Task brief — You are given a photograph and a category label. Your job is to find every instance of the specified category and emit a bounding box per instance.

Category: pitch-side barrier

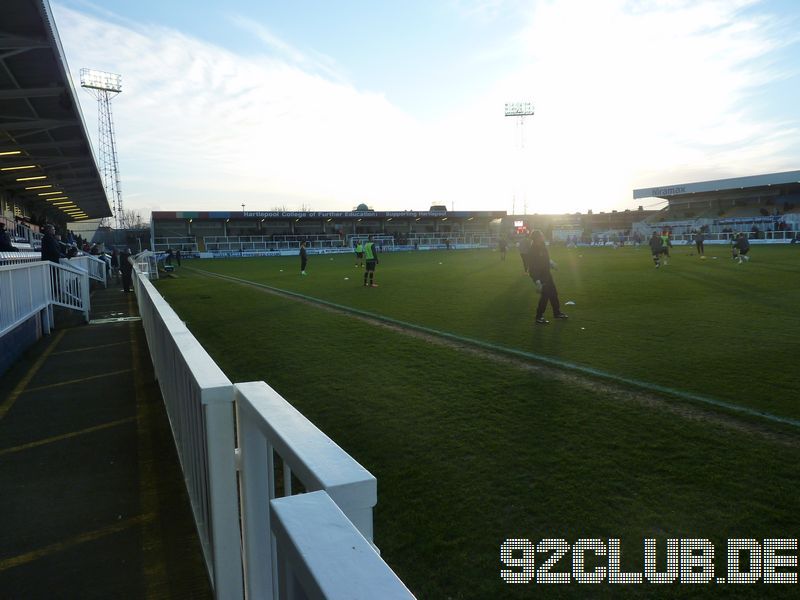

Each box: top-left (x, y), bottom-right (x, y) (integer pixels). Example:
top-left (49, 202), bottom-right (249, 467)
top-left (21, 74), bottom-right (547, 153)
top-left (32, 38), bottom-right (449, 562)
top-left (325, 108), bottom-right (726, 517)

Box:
top-left (131, 262), bottom-right (414, 599)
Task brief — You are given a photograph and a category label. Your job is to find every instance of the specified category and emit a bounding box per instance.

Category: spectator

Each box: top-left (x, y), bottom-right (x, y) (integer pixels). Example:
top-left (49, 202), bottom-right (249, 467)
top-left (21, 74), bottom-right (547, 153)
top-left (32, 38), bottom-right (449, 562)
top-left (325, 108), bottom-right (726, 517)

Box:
top-left (0, 223), bottom-right (18, 252)
top-left (110, 248), bottom-right (120, 283)
top-left (120, 248), bottom-right (134, 292)
top-left (41, 224), bottom-right (63, 263)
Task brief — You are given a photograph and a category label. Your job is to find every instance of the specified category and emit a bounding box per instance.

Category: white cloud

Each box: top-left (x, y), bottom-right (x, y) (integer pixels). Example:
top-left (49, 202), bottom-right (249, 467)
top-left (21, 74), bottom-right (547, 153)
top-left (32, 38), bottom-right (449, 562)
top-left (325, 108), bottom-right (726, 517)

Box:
top-left (54, 1), bottom-right (799, 217)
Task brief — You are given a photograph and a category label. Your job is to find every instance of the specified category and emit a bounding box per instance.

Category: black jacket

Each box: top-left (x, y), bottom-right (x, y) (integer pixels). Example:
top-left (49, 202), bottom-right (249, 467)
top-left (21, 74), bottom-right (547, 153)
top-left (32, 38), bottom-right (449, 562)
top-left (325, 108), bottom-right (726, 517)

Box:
top-left (522, 241), bottom-right (551, 281)
top-left (41, 232), bottom-right (63, 263)
top-left (0, 229), bottom-right (17, 252)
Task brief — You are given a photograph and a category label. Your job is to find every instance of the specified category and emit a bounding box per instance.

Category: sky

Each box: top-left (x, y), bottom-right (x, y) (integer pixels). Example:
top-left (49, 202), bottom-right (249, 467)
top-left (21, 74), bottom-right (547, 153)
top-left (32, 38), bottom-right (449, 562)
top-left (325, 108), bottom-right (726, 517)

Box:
top-left (51, 0), bottom-right (800, 217)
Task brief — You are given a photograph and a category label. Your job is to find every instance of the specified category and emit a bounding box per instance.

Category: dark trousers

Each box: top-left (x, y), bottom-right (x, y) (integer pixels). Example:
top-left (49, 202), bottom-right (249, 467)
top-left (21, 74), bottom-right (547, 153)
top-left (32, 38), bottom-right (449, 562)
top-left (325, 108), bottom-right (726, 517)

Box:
top-left (301, 257), bottom-right (307, 271)
top-left (535, 275), bottom-right (561, 318)
top-left (695, 241), bottom-right (704, 254)
top-left (121, 269), bottom-right (133, 292)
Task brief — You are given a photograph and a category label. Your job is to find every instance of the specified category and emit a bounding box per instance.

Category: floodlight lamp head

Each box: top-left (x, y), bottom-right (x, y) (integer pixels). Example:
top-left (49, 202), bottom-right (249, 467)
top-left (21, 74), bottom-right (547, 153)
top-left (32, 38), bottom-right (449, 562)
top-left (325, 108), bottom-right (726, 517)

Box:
top-left (80, 68), bottom-right (122, 93)
top-left (504, 102), bottom-right (534, 117)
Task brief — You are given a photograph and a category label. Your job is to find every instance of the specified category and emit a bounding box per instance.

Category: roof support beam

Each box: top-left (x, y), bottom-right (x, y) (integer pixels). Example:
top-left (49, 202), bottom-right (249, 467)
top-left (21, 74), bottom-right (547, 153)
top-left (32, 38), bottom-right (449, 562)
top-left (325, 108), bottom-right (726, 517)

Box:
top-left (0, 87), bottom-right (66, 100)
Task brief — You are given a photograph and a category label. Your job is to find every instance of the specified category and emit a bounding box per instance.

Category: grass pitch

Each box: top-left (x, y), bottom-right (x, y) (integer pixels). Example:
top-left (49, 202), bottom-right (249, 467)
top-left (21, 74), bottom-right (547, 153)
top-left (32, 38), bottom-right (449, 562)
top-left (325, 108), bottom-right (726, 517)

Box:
top-left (156, 244), bottom-right (800, 598)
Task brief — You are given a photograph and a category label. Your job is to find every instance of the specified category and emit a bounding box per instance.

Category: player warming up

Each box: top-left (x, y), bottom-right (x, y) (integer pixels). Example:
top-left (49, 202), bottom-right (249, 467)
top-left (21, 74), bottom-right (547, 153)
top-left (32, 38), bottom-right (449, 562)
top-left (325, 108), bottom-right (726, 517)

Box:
top-left (363, 235), bottom-right (379, 287)
top-left (299, 241), bottom-right (308, 275)
top-left (732, 233), bottom-right (751, 263)
top-left (354, 240), bottom-right (364, 268)
top-left (660, 231), bottom-right (671, 265)
top-left (649, 231), bottom-right (664, 268)
top-left (522, 230), bottom-right (568, 325)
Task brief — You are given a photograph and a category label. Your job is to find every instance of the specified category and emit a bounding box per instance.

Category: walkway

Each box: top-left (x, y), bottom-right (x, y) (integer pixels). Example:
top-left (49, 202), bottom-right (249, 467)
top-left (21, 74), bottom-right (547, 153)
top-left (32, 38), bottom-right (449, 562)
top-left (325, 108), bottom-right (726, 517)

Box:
top-left (0, 284), bottom-right (212, 598)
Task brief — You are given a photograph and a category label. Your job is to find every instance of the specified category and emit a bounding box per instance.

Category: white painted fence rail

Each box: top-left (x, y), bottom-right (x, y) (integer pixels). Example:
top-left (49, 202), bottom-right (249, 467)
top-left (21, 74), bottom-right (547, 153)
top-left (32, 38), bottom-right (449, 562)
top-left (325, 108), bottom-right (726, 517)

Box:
top-left (49, 261), bottom-right (90, 322)
top-left (270, 491), bottom-right (414, 600)
top-left (133, 250), bottom-right (159, 280)
top-left (0, 262), bottom-right (52, 338)
top-left (0, 251), bottom-right (40, 265)
top-left (132, 272), bottom-right (243, 599)
top-left (130, 264), bottom-right (414, 599)
top-left (236, 381), bottom-right (378, 599)
top-left (0, 260), bottom-right (90, 337)
top-left (68, 254), bottom-right (108, 287)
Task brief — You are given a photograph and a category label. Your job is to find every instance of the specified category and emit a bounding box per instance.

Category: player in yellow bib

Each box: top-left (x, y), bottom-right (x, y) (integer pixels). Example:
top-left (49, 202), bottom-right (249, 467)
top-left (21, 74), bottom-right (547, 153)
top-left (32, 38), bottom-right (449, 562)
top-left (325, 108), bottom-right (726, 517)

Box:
top-left (363, 236), bottom-right (379, 287)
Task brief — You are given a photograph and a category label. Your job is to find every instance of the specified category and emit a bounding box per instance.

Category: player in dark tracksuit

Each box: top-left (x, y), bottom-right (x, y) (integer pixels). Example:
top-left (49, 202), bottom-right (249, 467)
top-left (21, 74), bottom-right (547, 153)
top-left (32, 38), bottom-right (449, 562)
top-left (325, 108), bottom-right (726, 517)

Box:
top-left (522, 230), bottom-right (567, 325)
top-left (299, 241), bottom-right (308, 275)
top-left (649, 231), bottom-right (664, 268)
top-left (732, 233), bottom-right (750, 263)
top-left (694, 231), bottom-right (705, 256)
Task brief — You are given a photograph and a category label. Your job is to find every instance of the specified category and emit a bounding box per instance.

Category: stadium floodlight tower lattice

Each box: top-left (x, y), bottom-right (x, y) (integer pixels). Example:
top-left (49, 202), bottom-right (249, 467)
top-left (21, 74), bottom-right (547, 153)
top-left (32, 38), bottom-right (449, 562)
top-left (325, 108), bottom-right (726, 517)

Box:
top-left (504, 101), bottom-right (534, 215)
top-left (80, 68), bottom-right (125, 229)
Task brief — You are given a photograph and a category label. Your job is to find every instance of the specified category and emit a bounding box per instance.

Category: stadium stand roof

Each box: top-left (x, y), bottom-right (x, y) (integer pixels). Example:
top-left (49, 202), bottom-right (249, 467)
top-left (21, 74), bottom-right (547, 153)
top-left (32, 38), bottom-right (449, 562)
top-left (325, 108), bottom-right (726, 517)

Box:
top-left (0, 0), bottom-right (111, 221)
top-left (633, 170), bottom-right (800, 201)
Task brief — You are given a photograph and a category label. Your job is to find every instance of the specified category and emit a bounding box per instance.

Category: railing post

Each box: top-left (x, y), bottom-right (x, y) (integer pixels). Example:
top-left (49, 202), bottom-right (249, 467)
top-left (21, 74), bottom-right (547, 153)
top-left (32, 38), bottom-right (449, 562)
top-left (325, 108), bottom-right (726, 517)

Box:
top-left (239, 400), bottom-right (275, 599)
top-left (203, 399), bottom-right (244, 599)
top-left (82, 271), bottom-right (90, 322)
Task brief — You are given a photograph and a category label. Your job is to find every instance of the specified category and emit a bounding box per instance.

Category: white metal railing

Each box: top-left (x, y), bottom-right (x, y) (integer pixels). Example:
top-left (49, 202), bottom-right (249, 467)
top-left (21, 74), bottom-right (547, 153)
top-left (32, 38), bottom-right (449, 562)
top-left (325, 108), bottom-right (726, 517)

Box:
top-left (0, 260), bottom-right (90, 337)
top-left (132, 251), bottom-right (159, 280)
top-left (270, 491), bottom-right (414, 600)
top-left (67, 254), bottom-right (108, 287)
top-left (49, 261), bottom-right (90, 321)
top-left (152, 236), bottom-right (198, 253)
top-left (236, 381), bottom-right (378, 599)
top-left (0, 251), bottom-right (40, 266)
top-left (0, 262), bottom-right (52, 338)
top-left (130, 263), bottom-right (413, 599)
top-left (132, 272), bottom-right (242, 598)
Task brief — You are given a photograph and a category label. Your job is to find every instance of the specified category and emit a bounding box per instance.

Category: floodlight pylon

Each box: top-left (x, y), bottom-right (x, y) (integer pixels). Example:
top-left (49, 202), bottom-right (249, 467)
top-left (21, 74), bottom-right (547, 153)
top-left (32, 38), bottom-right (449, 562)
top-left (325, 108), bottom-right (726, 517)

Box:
top-left (81, 68), bottom-right (125, 229)
top-left (505, 102), bottom-right (534, 215)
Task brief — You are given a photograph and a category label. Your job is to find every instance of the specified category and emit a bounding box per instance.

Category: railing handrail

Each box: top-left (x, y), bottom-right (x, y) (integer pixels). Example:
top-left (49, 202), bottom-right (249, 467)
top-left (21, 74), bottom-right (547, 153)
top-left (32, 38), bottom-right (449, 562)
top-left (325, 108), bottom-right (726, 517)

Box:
top-left (270, 491), bottom-right (415, 600)
top-left (237, 381), bottom-right (377, 515)
top-left (0, 251), bottom-right (40, 265)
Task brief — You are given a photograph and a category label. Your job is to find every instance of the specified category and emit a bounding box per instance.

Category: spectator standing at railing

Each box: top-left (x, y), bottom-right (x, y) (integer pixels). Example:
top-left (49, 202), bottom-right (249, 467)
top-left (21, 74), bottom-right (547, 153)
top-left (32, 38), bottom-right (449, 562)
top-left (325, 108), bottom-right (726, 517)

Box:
top-left (120, 248), bottom-right (133, 292)
top-left (299, 241), bottom-right (308, 275)
top-left (110, 248), bottom-right (120, 283)
top-left (41, 224), bottom-right (63, 264)
top-left (0, 223), bottom-right (18, 252)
